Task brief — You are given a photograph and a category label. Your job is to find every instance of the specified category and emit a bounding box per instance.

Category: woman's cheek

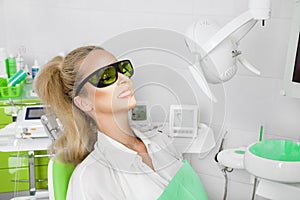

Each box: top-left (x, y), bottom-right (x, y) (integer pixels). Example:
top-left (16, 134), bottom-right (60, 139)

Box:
top-left (93, 90), bottom-right (114, 113)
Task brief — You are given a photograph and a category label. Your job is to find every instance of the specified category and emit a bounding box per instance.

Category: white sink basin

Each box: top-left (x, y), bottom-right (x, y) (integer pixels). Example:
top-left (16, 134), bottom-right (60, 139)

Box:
top-left (244, 139), bottom-right (300, 183)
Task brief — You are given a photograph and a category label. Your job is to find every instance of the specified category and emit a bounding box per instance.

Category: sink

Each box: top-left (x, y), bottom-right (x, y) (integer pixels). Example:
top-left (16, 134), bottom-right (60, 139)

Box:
top-left (244, 139), bottom-right (300, 183)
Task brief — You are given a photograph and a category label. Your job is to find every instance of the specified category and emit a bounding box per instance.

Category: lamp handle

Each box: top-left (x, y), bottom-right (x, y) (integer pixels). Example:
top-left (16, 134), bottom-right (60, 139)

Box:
top-left (188, 65), bottom-right (217, 103)
top-left (237, 56), bottom-right (261, 75)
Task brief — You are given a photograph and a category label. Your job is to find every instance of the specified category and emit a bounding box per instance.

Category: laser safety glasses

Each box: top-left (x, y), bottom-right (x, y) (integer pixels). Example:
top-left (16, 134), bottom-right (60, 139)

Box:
top-left (75, 60), bottom-right (134, 96)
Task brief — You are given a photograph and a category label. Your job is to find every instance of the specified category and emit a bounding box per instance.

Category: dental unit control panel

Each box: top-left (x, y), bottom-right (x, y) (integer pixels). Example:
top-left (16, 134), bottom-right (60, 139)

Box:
top-left (15, 105), bottom-right (48, 138)
top-left (169, 105), bottom-right (198, 138)
top-left (130, 103), bottom-right (198, 137)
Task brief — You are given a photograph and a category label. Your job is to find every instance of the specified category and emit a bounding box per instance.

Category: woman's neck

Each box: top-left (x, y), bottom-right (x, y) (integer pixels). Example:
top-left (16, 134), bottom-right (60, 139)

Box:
top-left (96, 111), bottom-right (154, 170)
top-left (95, 111), bottom-right (137, 146)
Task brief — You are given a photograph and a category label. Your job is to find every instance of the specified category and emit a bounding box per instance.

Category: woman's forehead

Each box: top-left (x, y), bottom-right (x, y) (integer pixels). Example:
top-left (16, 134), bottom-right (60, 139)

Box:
top-left (79, 49), bottom-right (117, 75)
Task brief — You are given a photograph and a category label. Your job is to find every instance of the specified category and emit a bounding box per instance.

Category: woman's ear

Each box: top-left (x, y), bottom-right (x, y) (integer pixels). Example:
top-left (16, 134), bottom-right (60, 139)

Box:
top-left (73, 96), bottom-right (93, 112)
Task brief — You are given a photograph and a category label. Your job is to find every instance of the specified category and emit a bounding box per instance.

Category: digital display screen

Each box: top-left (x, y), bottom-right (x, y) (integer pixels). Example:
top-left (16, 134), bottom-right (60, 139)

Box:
top-left (25, 107), bottom-right (45, 120)
top-left (173, 109), bottom-right (194, 128)
top-left (131, 105), bottom-right (147, 121)
top-left (292, 32), bottom-right (300, 83)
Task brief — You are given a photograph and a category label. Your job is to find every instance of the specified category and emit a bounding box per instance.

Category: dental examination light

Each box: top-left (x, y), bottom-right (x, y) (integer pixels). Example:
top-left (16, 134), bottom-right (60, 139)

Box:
top-left (185, 0), bottom-right (271, 102)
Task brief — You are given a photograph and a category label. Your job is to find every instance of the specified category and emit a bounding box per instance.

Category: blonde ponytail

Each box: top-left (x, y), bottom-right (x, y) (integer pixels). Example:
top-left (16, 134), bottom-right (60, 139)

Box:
top-left (35, 46), bottom-right (103, 165)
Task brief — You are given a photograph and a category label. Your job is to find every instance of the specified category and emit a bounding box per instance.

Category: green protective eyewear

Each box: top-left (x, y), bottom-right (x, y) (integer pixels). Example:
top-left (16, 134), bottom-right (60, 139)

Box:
top-left (75, 60), bottom-right (134, 96)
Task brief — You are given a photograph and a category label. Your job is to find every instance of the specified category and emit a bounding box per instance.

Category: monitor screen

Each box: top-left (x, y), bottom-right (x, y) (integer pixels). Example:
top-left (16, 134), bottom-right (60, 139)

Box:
top-left (283, 3), bottom-right (300, 98)
top-left (173, 109), bottom-right (194, 128)
top-left (292, 32), bottom-right (300, 83)
top-left (25, 107), bottom-right (45, 120)
top-left (131, 105), bottom-right (147, 121)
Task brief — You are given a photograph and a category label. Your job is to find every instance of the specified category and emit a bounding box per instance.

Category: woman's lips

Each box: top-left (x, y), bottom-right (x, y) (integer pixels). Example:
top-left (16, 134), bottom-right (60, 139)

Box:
top-left (118, 89), bottom-right (133, 99)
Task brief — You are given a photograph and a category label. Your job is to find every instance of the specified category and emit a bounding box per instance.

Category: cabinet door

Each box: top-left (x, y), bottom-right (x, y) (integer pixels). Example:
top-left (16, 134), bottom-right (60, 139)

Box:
top-left (34, 150), bottom-right (50, 166)
top-left (36, 165), bottom-right (48, 189)
top-left (0, 106), bottom-right (13, 127)
top-left (0, 151), bottom-right (28, 169)
top-left (0, 150), bottom-right (49, 193)
top-left (0, 165), bottom-right (48, 193)
top-left (0, 150), bottom-right (50, 169)
top-left (0, 167), bottom-right (29, 192)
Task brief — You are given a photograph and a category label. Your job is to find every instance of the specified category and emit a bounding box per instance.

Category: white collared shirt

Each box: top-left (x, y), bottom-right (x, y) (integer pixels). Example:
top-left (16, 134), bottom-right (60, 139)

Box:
top-left (66, 129), bottom-right (183, 200)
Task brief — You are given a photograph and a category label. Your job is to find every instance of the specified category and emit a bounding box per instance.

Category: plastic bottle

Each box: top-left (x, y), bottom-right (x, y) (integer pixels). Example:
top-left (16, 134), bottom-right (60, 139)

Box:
top-left (8, 69), bottom-right (27, 86)
top-left (0, 48), bottom-right (7, 78)
top-left (5, 55), bottom-right (17, 78)
top-left (16, 52), bottom-right (24, 71)
top-left (31, 60), bottom-right (40, 80)
top-left (16, 46), bottom-right (26, 71)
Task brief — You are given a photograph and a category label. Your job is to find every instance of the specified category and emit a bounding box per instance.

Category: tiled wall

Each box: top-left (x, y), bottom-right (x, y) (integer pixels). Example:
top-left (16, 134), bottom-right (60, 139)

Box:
top-left (1, 0), bottom-right (299, 199)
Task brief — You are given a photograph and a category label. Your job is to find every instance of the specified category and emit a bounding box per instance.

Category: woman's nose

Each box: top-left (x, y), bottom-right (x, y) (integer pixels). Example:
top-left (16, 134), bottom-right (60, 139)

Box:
top-left (117, 72), bottom-right (131, 86)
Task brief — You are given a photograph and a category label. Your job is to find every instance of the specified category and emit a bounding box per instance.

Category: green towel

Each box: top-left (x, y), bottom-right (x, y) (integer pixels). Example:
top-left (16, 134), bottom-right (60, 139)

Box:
top-left (158, 160), bottom-right (208, 200)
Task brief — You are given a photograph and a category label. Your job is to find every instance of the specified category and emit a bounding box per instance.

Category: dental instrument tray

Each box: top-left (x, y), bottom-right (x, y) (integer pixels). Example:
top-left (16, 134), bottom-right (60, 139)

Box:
top-left (0, 78), bottom-right (24, 98)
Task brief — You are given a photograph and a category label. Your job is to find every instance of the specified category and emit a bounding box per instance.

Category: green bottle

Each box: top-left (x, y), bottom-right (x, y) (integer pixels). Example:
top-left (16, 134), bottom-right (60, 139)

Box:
top-left (8, 69), bottom-right (27, 86)
top-left (5, 55), bottom-right (17, 78)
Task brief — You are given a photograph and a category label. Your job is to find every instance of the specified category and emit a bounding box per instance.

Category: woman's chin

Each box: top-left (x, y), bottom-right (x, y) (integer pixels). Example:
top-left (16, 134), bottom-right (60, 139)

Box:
top-left (127, 95), bottom-right (136, 110)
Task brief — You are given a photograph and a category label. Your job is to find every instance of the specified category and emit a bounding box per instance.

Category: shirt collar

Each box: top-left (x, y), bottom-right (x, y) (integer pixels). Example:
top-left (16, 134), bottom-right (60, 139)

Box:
top-left (94, 128), bottom-right (153, 173)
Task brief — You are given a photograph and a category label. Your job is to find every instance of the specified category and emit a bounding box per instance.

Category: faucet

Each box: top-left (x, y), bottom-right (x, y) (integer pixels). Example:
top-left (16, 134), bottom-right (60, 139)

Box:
top-left (8, 98), bottom-right (19, 122)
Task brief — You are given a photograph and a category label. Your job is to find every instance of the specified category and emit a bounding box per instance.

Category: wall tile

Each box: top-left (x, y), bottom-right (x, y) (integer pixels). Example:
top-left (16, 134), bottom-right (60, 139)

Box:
top-left (196, 172), bottom-right (254, 200)
top-left (197, 173), bottom-right (225, 200)
top-left (193, 0), bottom-right (237, 17)
top-left (223, 76), bottom-right (277, 132)
top-left (238, 18), bottom-right (292, 79)
top-left (0, 1), bottom-right (6, 47)
top-left (270, 0), bottom-right (295, 19)
top-left (121, 0), bottom-right (194, 15)
top-left (27, 0), bottom-right (123, 11)
top-left (265, 79), bottom-right (300, 140)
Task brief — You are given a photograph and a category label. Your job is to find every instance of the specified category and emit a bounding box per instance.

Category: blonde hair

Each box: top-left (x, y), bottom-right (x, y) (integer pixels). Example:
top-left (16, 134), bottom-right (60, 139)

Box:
top-left (35, 46), bottom-right (103, 165)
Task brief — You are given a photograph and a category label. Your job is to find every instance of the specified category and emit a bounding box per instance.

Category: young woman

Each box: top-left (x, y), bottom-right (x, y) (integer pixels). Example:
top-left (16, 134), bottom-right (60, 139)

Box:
top-left (35, 46), bottom-right (207, 200)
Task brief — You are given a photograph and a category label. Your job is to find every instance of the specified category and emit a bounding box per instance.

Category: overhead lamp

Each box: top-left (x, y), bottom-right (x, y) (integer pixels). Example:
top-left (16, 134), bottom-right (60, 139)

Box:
top-left (185, 0), bottom-right (271, 102)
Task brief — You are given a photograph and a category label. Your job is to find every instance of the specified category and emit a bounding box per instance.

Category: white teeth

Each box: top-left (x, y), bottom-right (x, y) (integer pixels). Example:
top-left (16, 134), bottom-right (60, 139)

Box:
top-left (118, 90), bottom-right (131, 98)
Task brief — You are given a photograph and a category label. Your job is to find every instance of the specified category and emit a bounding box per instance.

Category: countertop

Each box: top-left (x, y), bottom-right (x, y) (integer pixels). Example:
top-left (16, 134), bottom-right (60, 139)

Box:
top-left (0, 122), bottom-right (51, 152)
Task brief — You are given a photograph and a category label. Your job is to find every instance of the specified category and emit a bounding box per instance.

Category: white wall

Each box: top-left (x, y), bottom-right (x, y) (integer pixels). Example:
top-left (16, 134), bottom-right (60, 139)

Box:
top-left (0, 0), bottom-right (6, 47)
top-left (1, 0), bottom-right (299, 199)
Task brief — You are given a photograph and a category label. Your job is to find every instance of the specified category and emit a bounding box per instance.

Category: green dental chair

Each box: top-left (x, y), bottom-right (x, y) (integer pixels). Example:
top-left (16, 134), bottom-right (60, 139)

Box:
top-left (48, 158), bottom-right (75, 200)
top-left (41, 113), bottom-right (75, 200)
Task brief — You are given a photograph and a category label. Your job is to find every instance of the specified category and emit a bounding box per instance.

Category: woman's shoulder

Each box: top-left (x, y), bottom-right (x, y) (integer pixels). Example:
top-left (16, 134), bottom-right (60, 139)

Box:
top-left (67, 151), bottom-right (122, 199)
top-left (71, 150), bottom-right (112, 182)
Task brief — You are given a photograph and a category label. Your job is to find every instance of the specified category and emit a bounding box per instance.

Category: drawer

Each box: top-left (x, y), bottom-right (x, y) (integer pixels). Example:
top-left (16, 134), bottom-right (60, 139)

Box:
top-left (0, 165), bottom-right (48, 193)
top-left (34, 150), bottom-right (50, 166)
top-left (0, 151), bottom-right (50, 169)
top-left (0, 167), bottom-right (29, 192)
top-left (0, 151), bottom-right (28, 169)
top-left (36, 165), bottom-right (48, 189)
top-left (0, 107), bottom-right (13, 125)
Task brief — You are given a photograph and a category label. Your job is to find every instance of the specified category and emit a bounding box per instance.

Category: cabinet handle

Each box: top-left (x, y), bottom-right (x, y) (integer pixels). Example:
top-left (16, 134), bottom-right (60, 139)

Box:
top-left (9, 154), bottom-right (28, 158)
top-left (34, 154), bottom-right (51, 158)
top-left (11, 179), bottom-right (48, 183)
top-left (11, 179), bottom-right (29, 183)
top-left (36, 179), bottom-right (48, 183)
top-left (3, 102), bottom-right (41, 106)
top-left (9, 154), bottom-right (51, 158)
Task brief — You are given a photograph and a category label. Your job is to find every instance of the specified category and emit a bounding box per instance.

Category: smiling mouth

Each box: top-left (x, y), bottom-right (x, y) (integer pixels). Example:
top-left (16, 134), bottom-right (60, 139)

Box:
top-left (118, 89), bottom-right (133, 99)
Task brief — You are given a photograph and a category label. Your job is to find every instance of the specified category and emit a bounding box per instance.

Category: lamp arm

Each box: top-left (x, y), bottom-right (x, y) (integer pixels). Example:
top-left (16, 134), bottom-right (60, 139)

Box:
top-left (189, 64), bottom-right (218, 103)
top-left (202, 10), bottom-right (254, 56)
